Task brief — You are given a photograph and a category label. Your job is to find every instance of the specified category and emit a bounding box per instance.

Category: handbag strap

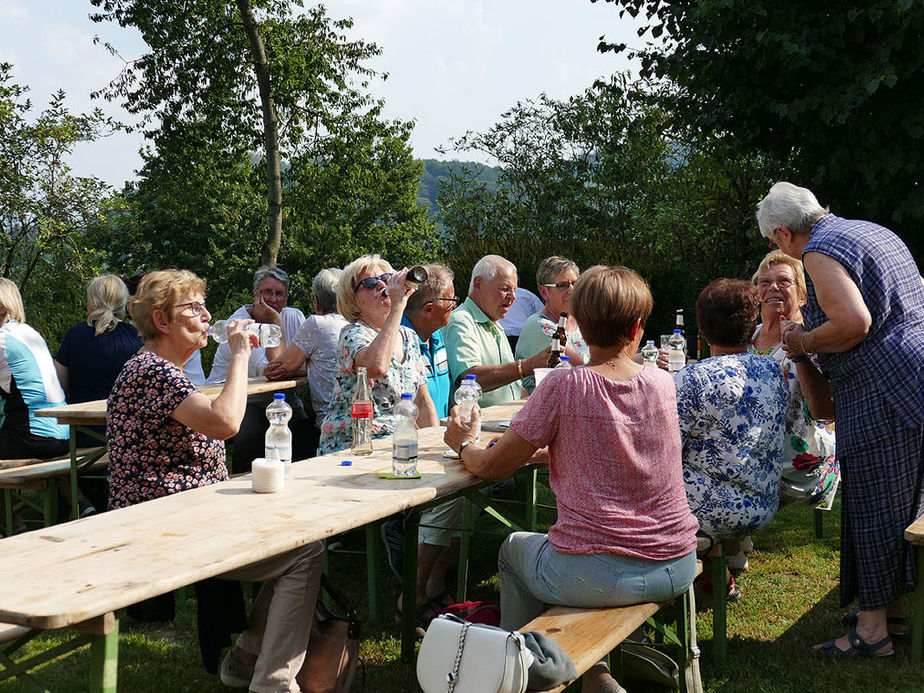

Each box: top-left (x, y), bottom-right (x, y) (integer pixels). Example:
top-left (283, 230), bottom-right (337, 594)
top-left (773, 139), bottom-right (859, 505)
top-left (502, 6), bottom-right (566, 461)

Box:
top-left (446, 619), bottom-right (471, 693)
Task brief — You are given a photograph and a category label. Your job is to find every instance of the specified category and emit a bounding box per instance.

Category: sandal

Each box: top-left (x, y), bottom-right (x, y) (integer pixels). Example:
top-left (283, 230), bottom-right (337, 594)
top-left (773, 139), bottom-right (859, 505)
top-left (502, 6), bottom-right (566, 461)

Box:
top-left (841, 610), bottom-right (907, 636)
top-left (815, 628), bottom-right (894, 657)
top-left (426, 588), bottom-right (455, 611)
top-left (693, 575), bottom-right (741, 609)
top-left (395, 599), bottom-right (442, 631)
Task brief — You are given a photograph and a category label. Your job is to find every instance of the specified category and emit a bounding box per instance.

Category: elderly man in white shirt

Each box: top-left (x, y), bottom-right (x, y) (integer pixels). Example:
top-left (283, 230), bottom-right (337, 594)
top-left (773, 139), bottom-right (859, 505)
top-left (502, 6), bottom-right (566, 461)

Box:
top-left (207, 265), bottom-right (307, 472)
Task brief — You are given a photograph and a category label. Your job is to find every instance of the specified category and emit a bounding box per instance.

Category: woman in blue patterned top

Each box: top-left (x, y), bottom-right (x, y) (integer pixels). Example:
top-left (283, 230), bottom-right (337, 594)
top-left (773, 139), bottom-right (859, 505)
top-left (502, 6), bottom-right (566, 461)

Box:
top-left (760, 181), bottom-right (924, 658)
top-left (675, 279), bottom-right (787, 602)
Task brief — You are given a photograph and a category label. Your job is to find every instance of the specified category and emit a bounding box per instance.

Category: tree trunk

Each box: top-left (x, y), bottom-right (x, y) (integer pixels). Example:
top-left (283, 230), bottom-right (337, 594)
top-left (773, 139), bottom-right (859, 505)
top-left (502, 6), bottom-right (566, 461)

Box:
top-left (236, 0), bottom-right (282, 268)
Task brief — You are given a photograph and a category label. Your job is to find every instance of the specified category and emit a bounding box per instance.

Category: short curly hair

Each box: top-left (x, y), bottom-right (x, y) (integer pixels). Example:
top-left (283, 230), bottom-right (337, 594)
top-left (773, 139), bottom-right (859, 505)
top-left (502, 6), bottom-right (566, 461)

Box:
top-left (132, 269), bottom-right (206, 342)
top-left (696, 279), bottom-right (760, 347)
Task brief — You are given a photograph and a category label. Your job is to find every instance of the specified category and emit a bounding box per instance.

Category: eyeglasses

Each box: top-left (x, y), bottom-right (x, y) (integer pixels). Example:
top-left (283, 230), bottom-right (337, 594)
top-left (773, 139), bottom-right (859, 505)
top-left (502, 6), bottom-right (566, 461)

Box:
top-left (757, 278), bottom-right (793, 290)
top-left (432, 297), bottom-right (462, 307)
top-left (542, 281), bottom-right (576, 290)
top-left (256, 289), bottom-right (287, 299)
top-left (175, 301), bottom-right (207, 316)
top-left (354, 273), bottom-right (393, 292)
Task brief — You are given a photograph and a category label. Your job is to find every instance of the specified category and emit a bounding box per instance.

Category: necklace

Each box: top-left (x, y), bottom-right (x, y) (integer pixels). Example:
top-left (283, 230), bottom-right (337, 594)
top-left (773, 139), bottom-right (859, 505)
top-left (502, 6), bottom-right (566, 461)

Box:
top-left (588, 357), bottom-right (622, 369)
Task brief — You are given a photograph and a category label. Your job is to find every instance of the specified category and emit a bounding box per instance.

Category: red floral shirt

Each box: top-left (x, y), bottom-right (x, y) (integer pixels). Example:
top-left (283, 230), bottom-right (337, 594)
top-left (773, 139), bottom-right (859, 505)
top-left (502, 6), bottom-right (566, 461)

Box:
top-left (107, 351), bottom-right (227, 509)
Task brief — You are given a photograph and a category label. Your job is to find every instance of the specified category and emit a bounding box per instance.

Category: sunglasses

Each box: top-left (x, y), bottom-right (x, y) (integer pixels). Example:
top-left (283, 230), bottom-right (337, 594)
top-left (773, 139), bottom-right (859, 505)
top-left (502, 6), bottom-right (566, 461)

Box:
top-left (354, 273), bottom-right (393, 292)
top-left (432, 297), bottom-right (462, 307)
top-left (542, 281), bottom-right (576, 290)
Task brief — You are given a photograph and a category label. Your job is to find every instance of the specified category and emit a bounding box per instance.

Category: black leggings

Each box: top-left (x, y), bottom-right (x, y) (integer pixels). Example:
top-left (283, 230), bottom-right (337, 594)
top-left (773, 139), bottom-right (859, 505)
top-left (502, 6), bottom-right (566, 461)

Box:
top-left (0, 427), bottom-right (68, 460)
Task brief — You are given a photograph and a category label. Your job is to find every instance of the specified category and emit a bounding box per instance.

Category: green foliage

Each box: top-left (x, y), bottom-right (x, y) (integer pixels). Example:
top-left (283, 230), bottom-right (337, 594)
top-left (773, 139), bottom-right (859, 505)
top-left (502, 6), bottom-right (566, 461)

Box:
top-left (89, 0), bottom-right (439, 315)
top-left (417, 159), bottom-right (502, 220)
top-left (0, 64), bottom-right (119, 344)
top-left (436, 75), bottom-right (785, 334)
top-left (594, 0), bottom-right (924, 256)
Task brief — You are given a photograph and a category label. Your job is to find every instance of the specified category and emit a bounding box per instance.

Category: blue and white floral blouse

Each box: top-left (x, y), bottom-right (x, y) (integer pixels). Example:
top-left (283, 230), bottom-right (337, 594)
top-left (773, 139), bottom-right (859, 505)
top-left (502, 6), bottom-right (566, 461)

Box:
top-left (674, 353), bottom-right (787, 538)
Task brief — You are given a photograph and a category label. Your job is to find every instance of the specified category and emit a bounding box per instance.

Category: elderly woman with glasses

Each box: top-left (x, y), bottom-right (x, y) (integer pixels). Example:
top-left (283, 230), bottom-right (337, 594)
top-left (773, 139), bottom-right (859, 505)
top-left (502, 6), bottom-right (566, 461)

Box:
top-left (515, 256), bottom-right (589, 392)
top-left (317, 254), bottom-right (438, 456)
top-left (107, 269), bottom-right (324, 692)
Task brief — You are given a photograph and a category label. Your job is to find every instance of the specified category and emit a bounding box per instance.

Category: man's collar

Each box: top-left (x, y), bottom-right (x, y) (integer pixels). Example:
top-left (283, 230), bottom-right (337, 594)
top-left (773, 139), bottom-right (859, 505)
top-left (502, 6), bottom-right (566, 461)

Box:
top-left (461, 297), bottom-right (493, 323)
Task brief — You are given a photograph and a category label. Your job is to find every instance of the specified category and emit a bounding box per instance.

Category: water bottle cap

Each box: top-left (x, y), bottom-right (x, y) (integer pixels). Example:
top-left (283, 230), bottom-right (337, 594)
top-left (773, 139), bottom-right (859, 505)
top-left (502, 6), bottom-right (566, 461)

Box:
top-left (400, 393), bottom-right (413, 400)
top-left (464, 374), bottom-right (477, 380)
top-left (560, 356), bottom-right (570, 362)
top-left (646, 340), bottom-right (655, 345)
top-left (673, 328), bottom-right (682, 333)
top-left (340, 460), bottom-right (352, 466)
top-left (273, 393), bottom-right (285, 400)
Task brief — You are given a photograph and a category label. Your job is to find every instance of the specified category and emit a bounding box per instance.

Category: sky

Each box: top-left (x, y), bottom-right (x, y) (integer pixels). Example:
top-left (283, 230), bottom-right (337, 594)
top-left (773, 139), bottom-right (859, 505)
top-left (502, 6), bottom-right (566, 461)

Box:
top-left (0, 0), bottom-right (642, 189)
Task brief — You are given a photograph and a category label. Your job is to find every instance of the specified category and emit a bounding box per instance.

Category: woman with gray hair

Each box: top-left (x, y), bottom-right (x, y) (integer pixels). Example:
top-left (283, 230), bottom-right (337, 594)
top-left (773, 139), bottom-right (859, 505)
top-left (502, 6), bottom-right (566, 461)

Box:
top-left (758, 181), bottom-right (924, 657)
top-left (265, 268), bottom-right (348, 455)
top-left (515, 256), bottom-right (589, 391)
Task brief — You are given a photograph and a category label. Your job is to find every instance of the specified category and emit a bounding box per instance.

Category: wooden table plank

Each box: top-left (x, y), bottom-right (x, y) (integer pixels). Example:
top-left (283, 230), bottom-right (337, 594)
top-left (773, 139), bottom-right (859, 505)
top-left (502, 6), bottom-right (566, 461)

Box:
top-left (34, 377), bottom-right (306, 426)
top-left (0, 401), bottom-right (523, 630)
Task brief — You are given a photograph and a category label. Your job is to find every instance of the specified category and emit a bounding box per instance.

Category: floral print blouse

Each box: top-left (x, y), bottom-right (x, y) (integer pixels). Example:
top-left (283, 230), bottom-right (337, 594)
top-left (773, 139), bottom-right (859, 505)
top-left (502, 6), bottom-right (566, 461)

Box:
top-left (317, 321), bottom-right (428, 455)
top-left (674, 353), bottom-right (787, 538)
top-left (751, 325), bottom-right (839, 506)
top-left (515, 312), bottom-right (590, 392)
top-left (107, 351), bottom-right (227, 509)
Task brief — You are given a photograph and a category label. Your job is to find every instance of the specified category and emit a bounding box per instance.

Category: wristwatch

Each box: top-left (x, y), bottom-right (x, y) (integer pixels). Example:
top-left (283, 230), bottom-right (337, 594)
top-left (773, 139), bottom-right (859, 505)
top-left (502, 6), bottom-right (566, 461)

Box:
top-left (458, 440), bottom-right (475, 459)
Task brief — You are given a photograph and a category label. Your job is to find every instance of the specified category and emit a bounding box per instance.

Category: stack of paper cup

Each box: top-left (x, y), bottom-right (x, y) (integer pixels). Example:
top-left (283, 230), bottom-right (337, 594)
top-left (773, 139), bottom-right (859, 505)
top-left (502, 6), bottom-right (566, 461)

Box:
top-left (533, 367), bottom-right (553, 388)
top-left (252, 458), bottom-right (286, 493)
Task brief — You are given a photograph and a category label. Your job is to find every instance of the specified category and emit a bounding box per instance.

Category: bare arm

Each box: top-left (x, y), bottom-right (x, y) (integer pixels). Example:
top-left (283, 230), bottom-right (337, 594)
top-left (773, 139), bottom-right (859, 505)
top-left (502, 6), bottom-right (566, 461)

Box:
top-left (354, 270), bottom-right (414, 379)
top-left (443, 405), bottom-right (538, 480)
top-left (172, 320), bottom-right (253, 439)
top-left (264, 342), bottom-right (307, 380)
top-left (782, 252), bottom-right (871, 356)
top-left (461, 347), bottom-right (550, 392)
top-left (415, 382), bottom-right (439, 428)
top-left (250, 294), bottom-right (285, 362)
top-left (794, 358), bottom-right (835, 421)
top-left (54, 359), bottom-right (69, 395)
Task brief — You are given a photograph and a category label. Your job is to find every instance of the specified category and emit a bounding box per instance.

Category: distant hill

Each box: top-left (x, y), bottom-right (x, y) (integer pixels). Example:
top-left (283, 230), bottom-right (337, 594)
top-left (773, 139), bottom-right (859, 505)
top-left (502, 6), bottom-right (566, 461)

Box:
top-left (417, 159), bottom-right (503, 221)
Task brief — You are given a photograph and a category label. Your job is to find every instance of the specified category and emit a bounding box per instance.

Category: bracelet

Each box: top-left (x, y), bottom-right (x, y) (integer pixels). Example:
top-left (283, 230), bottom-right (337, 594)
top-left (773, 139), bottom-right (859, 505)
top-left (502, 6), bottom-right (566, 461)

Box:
top-left (517, 359), bottom-right (524, 379)
top-left (458, 440), bottom-right (475, 459)
top-left (800, 331), bottom-right (814, 355)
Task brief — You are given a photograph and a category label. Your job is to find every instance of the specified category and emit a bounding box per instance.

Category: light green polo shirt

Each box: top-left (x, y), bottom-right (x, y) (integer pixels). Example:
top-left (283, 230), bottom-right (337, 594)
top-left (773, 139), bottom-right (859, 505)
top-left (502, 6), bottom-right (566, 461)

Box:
top-left (444, 297), bottom-right (521, 407)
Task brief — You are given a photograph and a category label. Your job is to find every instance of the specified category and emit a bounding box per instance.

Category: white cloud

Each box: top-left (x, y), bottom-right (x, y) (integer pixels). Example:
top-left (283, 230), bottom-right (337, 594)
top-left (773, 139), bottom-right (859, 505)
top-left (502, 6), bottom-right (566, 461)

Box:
top-left (0, 1), bottom-right (29, 24)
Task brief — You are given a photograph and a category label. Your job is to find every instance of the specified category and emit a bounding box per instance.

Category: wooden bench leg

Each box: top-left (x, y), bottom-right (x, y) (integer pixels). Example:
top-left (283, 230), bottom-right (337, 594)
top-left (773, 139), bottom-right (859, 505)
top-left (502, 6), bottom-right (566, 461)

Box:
top-left (88, 619), bottom-right (118, 693)
top-left (2, 490), bottom-right (11, 537)
top-left (814, 508), bottom-right (825, 539)
top-left (712, 542), bottom-right (727, 667)
top-left (913, 545), bottom-right (924, 664)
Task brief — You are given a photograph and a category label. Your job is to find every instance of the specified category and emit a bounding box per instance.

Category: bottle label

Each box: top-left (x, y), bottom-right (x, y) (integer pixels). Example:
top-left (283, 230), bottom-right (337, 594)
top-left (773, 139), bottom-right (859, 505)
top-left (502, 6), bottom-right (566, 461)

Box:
top-left (351, 402), bottom-right (373, 418)
top-left (393, 442), bottom-right (418, 464)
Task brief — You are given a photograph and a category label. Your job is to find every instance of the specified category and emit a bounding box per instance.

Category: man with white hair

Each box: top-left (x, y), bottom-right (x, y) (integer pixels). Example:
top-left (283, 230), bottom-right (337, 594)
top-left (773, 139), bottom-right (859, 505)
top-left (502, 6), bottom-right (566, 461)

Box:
top-left (444, 255), bottom-right (549, 407)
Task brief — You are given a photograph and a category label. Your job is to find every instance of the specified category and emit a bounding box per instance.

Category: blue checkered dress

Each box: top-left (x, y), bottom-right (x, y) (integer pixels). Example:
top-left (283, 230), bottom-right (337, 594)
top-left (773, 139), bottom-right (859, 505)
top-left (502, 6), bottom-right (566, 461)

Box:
top-left (802, 214), bottom-right (924, 609)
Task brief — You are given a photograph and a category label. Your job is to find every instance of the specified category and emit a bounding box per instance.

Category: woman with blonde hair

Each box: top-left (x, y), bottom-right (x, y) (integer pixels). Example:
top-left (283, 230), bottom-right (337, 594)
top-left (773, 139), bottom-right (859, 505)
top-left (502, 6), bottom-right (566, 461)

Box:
top-left (0, 278), bottom-right (69, 460)
top-left (54, 274), bottom-right (142, 446)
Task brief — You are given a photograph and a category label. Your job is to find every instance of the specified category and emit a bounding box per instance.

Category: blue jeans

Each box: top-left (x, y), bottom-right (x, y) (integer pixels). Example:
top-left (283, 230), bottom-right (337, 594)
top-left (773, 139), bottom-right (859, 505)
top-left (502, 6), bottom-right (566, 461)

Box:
top-left (498, 532), bottom-right (698, 630)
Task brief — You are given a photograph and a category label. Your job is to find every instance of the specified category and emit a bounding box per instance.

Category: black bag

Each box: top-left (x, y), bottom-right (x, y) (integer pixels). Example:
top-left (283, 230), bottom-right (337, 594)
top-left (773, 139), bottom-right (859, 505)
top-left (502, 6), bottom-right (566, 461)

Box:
top-left (297, 574), bottom-right (363, 693)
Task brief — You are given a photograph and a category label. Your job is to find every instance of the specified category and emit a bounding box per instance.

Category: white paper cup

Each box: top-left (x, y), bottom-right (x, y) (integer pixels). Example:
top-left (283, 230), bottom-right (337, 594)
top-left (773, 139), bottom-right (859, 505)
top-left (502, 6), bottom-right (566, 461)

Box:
top-left (533, 367), bottom-right (553, 387)
top-left (252, 458), bottom-right (286, 493)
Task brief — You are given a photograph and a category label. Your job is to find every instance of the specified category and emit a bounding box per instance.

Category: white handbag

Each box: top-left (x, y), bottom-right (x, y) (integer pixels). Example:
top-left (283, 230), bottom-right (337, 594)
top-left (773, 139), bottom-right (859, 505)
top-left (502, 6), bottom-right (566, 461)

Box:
top-left (417, 614), bottom-right (533, 693)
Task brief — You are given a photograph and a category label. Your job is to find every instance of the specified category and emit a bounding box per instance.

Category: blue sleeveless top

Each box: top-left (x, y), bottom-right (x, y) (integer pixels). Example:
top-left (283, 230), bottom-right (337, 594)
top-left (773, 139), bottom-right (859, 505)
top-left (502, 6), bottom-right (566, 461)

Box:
top-left (802, 214), bottom-right (924, 446)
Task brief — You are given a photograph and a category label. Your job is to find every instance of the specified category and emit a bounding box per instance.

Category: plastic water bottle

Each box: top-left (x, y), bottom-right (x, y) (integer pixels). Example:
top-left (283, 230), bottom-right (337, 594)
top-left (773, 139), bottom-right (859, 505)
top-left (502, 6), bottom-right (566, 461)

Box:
top-left (209, 319), bottom-right (282, 348)
top-left (668, 329), bottom-right (686, 372)
top-left (265, 393), bottom-right (293, 474)
top-left (554, 355), bottom-right (572, 369)
top-left (392, 393), bottom-right (419, 477)
top-left (453, 374), bottom-right (482, 442)
top-left (351, 366), bottom-right (374, 456)
top-left (641, 340), bottom-right (658, 365)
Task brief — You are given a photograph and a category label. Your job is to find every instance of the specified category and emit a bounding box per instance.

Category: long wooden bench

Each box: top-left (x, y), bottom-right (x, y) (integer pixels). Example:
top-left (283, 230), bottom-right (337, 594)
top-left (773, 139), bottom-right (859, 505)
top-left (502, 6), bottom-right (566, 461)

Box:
top-left (522, 563), bottom-right (702, 693)
top-left (0, 450), bottom-right (108, 535)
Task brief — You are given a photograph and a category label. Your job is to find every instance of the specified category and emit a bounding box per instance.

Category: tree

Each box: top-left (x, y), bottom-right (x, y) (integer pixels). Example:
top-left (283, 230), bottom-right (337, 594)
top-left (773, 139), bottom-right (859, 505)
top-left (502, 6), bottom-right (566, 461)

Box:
top-left (594, 0), bottom-right (924, 254)
top-left (90, 0), bottom-right (416, 267)
top-left (0, 63), bottom-right (117, 341)
top-left (437, 75), bottom-right (785, 332)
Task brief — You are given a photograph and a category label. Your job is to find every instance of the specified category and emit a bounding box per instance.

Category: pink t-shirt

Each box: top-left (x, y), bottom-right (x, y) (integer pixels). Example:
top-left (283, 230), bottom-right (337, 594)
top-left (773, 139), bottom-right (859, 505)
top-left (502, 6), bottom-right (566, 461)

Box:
top-left (510, 366), bottom-right (699, 560)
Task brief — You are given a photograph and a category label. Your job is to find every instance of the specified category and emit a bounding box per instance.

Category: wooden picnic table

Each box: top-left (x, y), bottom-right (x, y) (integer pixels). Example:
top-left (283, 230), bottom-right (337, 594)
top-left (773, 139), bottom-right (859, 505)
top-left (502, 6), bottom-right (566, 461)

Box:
top-left (0, 400), bottom-right (525, 690)
top-left (30, 376), bottom-right (305, 521)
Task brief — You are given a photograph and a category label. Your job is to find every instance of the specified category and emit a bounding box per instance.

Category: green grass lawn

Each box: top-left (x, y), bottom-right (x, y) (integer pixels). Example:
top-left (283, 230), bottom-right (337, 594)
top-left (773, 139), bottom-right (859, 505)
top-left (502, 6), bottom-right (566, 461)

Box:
top-left (3, 495), bottom-right (924, 692)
